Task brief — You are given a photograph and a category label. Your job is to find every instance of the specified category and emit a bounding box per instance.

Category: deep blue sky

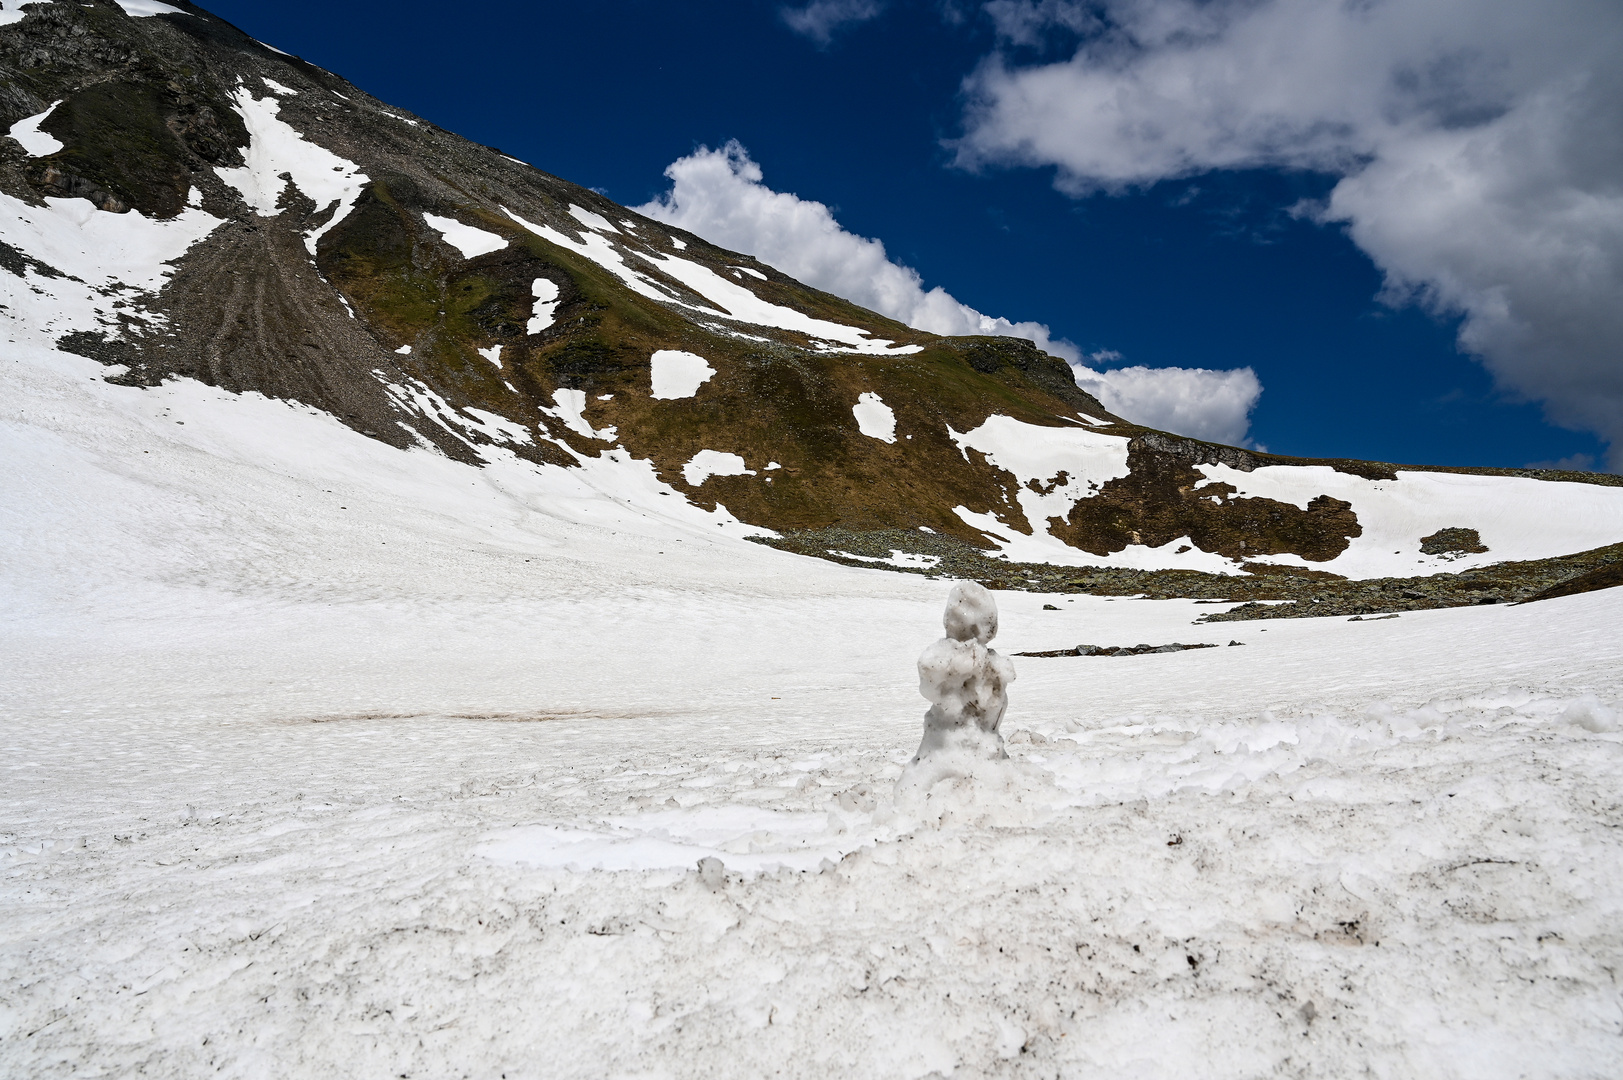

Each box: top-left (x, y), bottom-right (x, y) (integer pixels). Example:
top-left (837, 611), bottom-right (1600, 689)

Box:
top-left (201, 0), bottom-right (1606, 470)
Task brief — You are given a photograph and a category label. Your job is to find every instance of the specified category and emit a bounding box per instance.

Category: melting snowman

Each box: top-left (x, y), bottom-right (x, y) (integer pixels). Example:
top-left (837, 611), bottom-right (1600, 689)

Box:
top-left (901, 581), bottom-right (1017, 790)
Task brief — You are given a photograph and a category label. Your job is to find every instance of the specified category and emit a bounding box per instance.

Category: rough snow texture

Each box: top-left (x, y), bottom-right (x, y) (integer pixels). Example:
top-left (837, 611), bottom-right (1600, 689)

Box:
top-left (6, 101), bottom-right (62, 156)
top-left (3, 337), bottom-right (1623, 1077)
top-left (213, 89), bottom-right (367, 254)
top-left (683, 448), bottom-right (754, 486)
top-left (650, 349), bottom-right (716, 400)
top-left (851, 391), bottom-right (896, 443)
top-left (900, 582), bottom-right (1016, 796)
top-left (421, 213), bottom-right (508, 259)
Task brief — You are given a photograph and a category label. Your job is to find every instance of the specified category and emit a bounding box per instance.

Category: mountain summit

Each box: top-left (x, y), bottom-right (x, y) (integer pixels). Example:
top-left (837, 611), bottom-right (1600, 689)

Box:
top-left (3, 0), bottom-right (1620, 612)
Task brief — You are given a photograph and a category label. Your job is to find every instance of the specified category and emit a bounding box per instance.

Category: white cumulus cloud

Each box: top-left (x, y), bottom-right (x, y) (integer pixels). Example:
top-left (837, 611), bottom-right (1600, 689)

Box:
top-left (635, 141), bottom-right (1261, 445)
top-left (781, 0), bottom-right (885, 44)
top-left (957, 0), bottom-right (1623, 468)
top-left (1073, 364), bottom-right (1261, 448)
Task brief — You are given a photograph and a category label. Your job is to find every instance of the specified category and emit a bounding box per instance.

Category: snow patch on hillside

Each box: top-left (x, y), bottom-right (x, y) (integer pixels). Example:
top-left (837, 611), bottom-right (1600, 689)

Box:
top-left (650, 349), bottom-right (715, 399)
top-left (114, 0), bottom-right (187, 15)
top-left (832, 548), bottom-right (943, 570)
top-left (6, 101), bottom-right (62, 156)
top-left (422, 213), bottom-right (508, 259)
top-left (946, 414), bottom-right (1150, 565)
top-left (504, 206), bottom-right (701, 309)
top-left (527, 277), bottom-right (559, 333)
top-left (641, 247), bottom-right (922, 356)
top-left (567, 204), bottom-right (619, 233)
top-left (214, 89), bottom-right (367, 254)
top-left (0, 192), bottom-right (221, 341)
top-left (545, 388), bottom-right (616, 442)
top-left (683, 449), bottom-right (755, 486)
top-left (502, 206), bottom-right (921, 356)
top-left (852, 392), bottom-right (896, 442)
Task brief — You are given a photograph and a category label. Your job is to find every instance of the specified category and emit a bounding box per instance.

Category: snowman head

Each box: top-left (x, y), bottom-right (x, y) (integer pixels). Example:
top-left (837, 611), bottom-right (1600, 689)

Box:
top-left (942, 581), bottom-right (998, 644)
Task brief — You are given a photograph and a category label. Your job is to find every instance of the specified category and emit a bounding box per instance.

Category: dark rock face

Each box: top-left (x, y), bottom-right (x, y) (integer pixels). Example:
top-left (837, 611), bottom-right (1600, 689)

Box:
top-left (1420, 527), bottom-right (1489, 556)
top-left (1015, 643), bottom-right (1220, 658)
top-left (1521, 561), bottom-right (1623, 604)
top-left (1052, 441), bottom-right (1364, 563)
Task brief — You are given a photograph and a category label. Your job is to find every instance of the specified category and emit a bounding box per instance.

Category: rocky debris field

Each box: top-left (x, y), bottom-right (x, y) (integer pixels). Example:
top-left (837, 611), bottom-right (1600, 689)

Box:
top-left (758, 528), bottom-right (1623, 621)
top-left (1015, 642), bottom-right (1225, 658)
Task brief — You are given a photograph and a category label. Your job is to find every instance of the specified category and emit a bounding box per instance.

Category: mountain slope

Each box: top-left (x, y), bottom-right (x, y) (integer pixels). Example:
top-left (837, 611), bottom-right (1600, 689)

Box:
top-left (2, 0), bottom-right (1621, 609)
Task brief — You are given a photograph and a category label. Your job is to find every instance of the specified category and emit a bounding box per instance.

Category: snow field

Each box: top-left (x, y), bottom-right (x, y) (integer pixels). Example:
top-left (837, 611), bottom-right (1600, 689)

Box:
top-left (3, 339), bottom-right (1623, 1077)
top-left (3, 586), bottom-right (1621, 1079)
top-left (2, 120), bottom-right (1623, 1073)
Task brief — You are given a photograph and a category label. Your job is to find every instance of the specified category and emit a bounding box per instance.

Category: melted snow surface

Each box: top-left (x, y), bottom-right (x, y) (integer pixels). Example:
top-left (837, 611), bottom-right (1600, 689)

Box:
top-left (6, 100), bottom-right (63, 156)
top-left (852, 391), bottom-right (896, 443)
top-left (1196, 463), bottom-right (1623, 579)
top-left (422, 213), bottom-right (508, 259)
top-left (214, 90), bottom-right (367, 254)
top-left (650, 349), bottom-right (716, 400)
top-left (3, 338), bottom-right (1623, 1078)
top-left (683, 449), bottom-right (754, 486)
